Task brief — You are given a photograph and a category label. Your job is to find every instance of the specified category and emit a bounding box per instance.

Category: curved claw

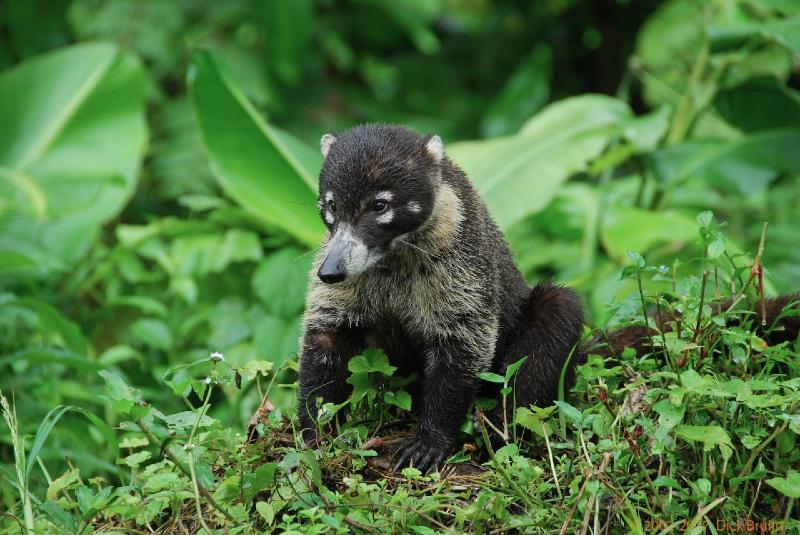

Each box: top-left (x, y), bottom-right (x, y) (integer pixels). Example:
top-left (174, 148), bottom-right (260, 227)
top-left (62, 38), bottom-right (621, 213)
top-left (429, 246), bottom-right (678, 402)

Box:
top-left (393, 436), bottom-right (448, 474)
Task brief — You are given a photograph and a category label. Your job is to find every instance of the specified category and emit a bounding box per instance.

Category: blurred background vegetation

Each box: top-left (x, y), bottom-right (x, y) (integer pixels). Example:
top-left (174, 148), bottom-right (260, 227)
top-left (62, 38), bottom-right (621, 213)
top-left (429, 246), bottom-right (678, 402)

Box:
top-left (1, 0), bottom-right (799, 505)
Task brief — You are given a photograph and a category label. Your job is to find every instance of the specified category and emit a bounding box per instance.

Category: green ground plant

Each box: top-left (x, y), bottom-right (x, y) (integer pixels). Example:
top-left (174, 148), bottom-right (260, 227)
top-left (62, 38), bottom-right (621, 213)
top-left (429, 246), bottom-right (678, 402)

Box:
top-left (1, 0), bottom-right (799, 533)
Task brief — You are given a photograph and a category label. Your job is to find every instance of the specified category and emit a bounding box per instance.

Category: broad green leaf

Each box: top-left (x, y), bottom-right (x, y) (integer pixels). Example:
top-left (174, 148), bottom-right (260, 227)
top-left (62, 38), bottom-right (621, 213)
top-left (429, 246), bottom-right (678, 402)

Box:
top-left (634, 0), bottom-right (703, 106)
top-left (480, 44), bottom-right (551, 138)
top-left (251, 309), bottom-right (302, 364)
top-left (255, 501), bottom-right (275, 525)
top-left (348, 349), bottom-right (396, 376)
top-left (257, 0), bottom-right (314, 85)
top-left (189, 50), bottom-right (324, 246)
top-left (766, 472), bottom-right (800, 498)
top-left (601, 207), bottom-right (699, 261)
top-left (514, 407), bottom-right (552, 437)
top-left (449, 95), bottom-right (631, 230)
top-left (763, 16), bottom-right (800, 54)
top-left (715, 78), bottom-right (800, 133)
top-left (554, 400), bottom-right (583, 425)
top-left (98, 370), bottom-right (148, 417)
top-left (674, 424), bottom-right (733, 452)
top-left (130, 318), bottom-right (172, 351)
top-left (477, 372), bottom-right (505, 384)
top-left (0, 42), bottom-right (146, 271)
top-left (252, 247), bottom-right (313, 318)
top-left (384, 390), bottom-right (412, 411)
top-left (648, 129), bottom-right (800, 195)
top-left (621, 105), bottom-right (671, 152)
top-left (47, 468), bottom-right (81, 500)
top-left (120, 451), bottom-right (152, 468)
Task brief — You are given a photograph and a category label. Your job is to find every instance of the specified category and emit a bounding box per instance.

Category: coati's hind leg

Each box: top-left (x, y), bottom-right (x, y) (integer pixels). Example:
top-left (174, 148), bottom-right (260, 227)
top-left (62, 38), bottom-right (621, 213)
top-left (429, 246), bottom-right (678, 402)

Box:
top-left (482, 284), bottom-right (584, 439)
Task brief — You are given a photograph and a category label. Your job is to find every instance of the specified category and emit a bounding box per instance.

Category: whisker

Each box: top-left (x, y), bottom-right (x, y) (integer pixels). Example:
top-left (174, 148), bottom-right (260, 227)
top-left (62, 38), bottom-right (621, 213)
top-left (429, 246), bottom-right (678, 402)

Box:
top-left (295, 245), bottom-right (323, 261)
top-left (398, 239), bottom-right (432, 256)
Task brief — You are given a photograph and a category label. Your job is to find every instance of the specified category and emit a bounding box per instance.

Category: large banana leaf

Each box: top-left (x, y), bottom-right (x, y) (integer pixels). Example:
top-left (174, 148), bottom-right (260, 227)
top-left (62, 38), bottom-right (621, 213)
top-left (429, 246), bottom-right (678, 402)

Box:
top-left (0, 42), bottom-right (146, 274)
top-left (188, 51), bottom-right (324, 247)
top-left (649, 128), bottom-right (800, 195)
top-left (448, 95), bottom-right (631, 230)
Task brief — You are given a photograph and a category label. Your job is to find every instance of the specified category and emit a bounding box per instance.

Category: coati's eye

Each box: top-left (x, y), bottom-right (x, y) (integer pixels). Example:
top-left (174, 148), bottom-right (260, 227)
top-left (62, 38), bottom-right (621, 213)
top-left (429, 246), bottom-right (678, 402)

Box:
top-left (373, 200), bottom-right (388, 213)
top-left (327, 200), bottom-right (336, 213)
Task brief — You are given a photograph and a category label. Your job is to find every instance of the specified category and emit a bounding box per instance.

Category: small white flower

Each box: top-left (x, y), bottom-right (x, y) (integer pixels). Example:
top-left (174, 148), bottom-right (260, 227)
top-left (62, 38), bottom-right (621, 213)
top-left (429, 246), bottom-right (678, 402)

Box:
top-left (209, 352), bottom-right (225, 362)
top-left (183, 442), bottom-right (196, 450)
top-left (203, 377), bottom-right (212, 385)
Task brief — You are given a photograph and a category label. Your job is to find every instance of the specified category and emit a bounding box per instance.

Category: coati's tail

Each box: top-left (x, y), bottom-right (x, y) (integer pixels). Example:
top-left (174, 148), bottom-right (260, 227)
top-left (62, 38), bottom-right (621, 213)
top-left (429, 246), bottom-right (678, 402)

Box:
top-left (581, 293), bottom-right (800, 358)
top-left (487, 284), bottom-right (584, 427)
top-left (483, 292), bottom-right (798, 446)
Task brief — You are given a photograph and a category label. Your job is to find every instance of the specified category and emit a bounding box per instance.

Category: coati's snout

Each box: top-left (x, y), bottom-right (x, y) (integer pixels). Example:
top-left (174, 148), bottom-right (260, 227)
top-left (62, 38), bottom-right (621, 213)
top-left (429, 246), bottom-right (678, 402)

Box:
top-left (316, 224), bottom-right (376, 284)
top-left (313, 124), bottom-right (445, 282)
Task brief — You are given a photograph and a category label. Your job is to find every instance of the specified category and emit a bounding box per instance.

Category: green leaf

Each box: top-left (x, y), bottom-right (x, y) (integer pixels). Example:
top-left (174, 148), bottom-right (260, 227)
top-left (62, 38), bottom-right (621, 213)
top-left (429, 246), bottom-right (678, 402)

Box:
top-left (653, 399), bottom-right (685, 443)
top-left (47, 468), bottom-right (81, 500)
top-left (635, 0), bottom-right (703, 107)
top-left (674, 424), bottom-right (733, 452)
top-left (766, 471), bottom-right (800, 498)
top-left (504, 356), bottom-right (528, 382)
top-left (554, 400), bottom-right (583, 425)
top-left (477, 372), bottom-right (505, 384)
top-left (480, 45), bottom-right (551, 138)
top-left (715, 78), bottom-right (800, 133)
top-left (130, 318), bottom-right (172, 351)
top-left (120, 451), bottom-right (152, 468)
top-left (348, 349), bottom-right (396, 376)
top-left (252, 247), bottom-right (313, 318)
top-left (257, 0), bottom-right (314, 85)
top-left (449, 95), bottom-right (631, 230)
top-left (0, 42), bottom-right (146, 271)
top-left (256, 501), bottom-right (275, 525)
top-left (621, 105), bottom-right (671, 152)
top-left (384, 390), bottom-right (412, 411)
top-left (4, 347), bottom-right (102, 373)
top-left (514, 407), bottom-right (552, 437)
top-left (601, 207), bottom-right (699, 261)
top-left (188, 50), bottom-right (324, 246)
top-left (4, 298), bottom-right (88, 354)
top-left (648, 129), bottom-right (800, 195)
top-left (26, 405), bottom-right (119, 485)
top-left (763, 16), bottom-right (800, 54)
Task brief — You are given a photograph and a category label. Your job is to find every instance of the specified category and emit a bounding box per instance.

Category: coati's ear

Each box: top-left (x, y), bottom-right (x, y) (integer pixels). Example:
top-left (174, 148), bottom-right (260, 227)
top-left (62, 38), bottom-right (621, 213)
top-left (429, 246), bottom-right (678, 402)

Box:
top-left (320, 133), bottom-right (338, 158)
top-left (425, 135), bottom-right (444, 164)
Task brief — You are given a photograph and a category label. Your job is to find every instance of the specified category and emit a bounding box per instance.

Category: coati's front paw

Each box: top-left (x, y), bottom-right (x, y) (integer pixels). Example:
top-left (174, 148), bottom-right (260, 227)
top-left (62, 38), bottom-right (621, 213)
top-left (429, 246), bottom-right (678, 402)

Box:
top-left (393, 435), bottom-right (450, 474)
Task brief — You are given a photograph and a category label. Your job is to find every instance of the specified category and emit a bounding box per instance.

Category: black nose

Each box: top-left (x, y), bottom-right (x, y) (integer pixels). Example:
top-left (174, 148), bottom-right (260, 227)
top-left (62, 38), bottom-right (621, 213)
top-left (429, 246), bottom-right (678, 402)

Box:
top-left (317, 264), bottom-right (346, 284)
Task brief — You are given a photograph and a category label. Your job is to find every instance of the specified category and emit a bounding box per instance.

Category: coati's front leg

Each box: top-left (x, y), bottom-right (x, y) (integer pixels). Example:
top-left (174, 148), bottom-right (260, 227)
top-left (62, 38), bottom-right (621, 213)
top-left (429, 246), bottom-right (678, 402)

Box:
top-left (393, 336), bottom-right (492, 473)
top-left (297, 326), bottom-right (366, 443)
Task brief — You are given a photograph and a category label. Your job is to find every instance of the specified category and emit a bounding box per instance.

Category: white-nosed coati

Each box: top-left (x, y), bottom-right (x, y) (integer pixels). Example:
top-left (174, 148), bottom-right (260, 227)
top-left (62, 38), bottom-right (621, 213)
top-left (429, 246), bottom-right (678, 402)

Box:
top-left (296, 123), bottom-right (800, 474)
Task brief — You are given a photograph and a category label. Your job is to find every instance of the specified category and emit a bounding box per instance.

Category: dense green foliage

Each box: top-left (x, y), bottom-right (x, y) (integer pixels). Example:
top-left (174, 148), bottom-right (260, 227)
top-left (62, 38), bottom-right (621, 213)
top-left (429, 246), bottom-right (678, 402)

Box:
top-left (1, 0), bottom-right (799, 533)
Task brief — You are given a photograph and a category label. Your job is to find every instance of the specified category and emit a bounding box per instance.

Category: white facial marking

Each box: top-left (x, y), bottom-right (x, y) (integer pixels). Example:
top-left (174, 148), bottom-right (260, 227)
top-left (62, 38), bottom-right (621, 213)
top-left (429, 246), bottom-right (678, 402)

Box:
top-left (325, 211), bottom-right (335, 224)
top-left (324, 191), bottom-right (334, 203)
top-left (407, 201), bottom-right (421, 214)
top-left (320, 133), bottom-right (337, 158)
top-left (327, 224), bottom-right (379, 278)
top-left (376, 209), bottom-right (394, 225)
top-left (376, 191), bottom-right (394, 201)
top-left (426, 135), bottom-right (443, 163)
